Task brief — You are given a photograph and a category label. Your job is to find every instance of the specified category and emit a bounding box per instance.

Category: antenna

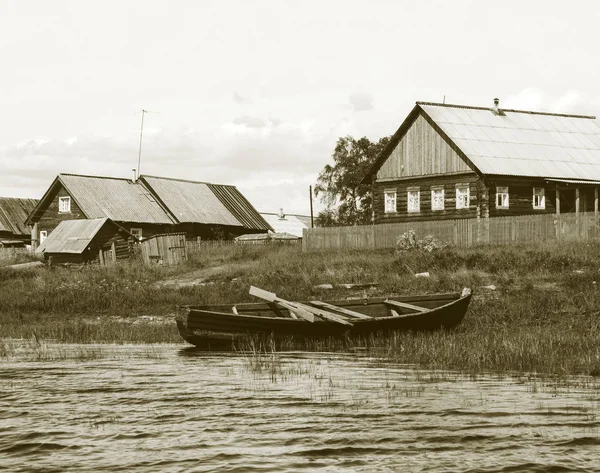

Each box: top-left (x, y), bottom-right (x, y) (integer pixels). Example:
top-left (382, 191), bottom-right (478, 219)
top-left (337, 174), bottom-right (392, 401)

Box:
top-left (136, 109), bottom-right (158, 179)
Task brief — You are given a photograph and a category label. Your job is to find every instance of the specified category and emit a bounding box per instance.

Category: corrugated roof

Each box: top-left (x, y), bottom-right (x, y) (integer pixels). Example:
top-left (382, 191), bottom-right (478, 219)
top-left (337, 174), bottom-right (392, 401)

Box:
top-left (0, 197), bottom-right (38, 235)
top-left (141, 176), bottom-right (241, 226)
top-left (418, 102), bottom-right (600, 180)
top-left (260, 212), bottom-right (309, 237)
top-left (36, 218), bottom-right (109, 254)
top-left (59, 174), bottom-right (175, 224)
top-left (141, 176), bottom-right (271, 231)
top-left (207, 184), bottom-right (272, 231)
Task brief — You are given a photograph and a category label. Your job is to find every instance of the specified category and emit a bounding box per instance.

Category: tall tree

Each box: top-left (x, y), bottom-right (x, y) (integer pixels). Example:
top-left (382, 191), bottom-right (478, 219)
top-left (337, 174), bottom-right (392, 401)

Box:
top-left (314, 135), bottom-right (389, 226)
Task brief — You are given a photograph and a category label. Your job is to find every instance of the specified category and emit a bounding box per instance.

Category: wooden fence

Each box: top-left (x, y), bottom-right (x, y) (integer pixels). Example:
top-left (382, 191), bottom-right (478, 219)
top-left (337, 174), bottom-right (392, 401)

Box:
top-left (302, 212), bottom-right (600, 251)
top-left (0, 247), bottom-right (31, 262)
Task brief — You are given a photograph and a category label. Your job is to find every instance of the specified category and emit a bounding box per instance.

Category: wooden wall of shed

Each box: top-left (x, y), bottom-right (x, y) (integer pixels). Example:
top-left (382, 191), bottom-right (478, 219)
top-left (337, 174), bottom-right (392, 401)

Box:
top-left (373, 173), bottom-right (482, 223)
top-left (376, 113), bottom-right (472, 180)
top-left (37, 183), bottom-right (86, 235)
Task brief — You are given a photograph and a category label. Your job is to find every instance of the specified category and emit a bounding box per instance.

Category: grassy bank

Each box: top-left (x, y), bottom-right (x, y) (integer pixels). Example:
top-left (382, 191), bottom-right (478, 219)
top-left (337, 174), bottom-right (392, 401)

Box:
top-left (2, 242), bottom-right (600, 375)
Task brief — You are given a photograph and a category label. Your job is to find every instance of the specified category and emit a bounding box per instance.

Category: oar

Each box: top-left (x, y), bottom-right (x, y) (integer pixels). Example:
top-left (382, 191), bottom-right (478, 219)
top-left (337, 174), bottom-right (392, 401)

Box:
top-left (309, 300), bottom-right (372, 319)
top-left (249, 286), bottom-right (353, 326)
top-left (249, 286), bottom-right (314, 322)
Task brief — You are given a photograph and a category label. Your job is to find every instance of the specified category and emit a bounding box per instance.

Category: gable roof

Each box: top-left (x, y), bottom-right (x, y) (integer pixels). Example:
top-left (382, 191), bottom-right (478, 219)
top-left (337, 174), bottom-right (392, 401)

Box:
top-left (27, 173), bottom-right (272, 231)
top-left (141, 175), bottom-right (271, 231)
top-left (363, 101), bottom-right (600, 183)
top-left (36, 217), bottom-right (131, 254)
top-left (260, 212), bottom-right (310, 237)
top-left (0, 197), bottom-right (39, 236)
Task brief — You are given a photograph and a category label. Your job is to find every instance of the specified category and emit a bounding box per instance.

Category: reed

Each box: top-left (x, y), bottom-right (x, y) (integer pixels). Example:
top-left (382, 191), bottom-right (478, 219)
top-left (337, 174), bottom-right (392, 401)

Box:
top-left (3, 241), bottom-right (600, 375)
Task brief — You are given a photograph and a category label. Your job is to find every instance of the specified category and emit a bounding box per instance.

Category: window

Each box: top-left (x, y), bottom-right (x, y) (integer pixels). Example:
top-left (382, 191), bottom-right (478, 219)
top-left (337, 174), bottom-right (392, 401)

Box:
top-left (496, 186), bottom-right (509, 208)
top-left (130, 228), bottom-right (143, 241)
top-left (39, 231), bottom-right (47, 244)
top-left (384, 190), bottom-right (397, 213)
top-left (431, 187), bottom-right (444, 211)
top-left (407, 188), bottom-right (420, 213)
top-left (58, 196), bottom-right (71, 213)
top-left (456, 184), bottom-right (470, 209)
top-left (533, 187), bottom-right (545, 209)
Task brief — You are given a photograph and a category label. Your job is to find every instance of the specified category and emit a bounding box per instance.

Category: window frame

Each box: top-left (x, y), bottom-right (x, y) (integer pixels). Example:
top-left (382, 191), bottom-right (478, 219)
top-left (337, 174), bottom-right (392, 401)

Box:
top-left (431, 186), bottom-right (445, 211)
top-left (58, 196), bottom-right (71, 213)
top-left (130, 228), bottom-right (143, 241)
top-left (455, 184), bottom-right (470, 210)
top-left (384, 189), bottom-right (397, 214)
top-left (533, 187), bottom-right (545, 209)
top-left (407, 187), bottom-right (420, 213)
top-left (496, 186), bottom-right (509, 209)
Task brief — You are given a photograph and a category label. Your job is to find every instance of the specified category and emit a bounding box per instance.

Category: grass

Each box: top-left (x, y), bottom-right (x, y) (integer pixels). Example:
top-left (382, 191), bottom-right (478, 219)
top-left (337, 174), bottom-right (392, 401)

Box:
top-left (2, 241), bottom-right (600, 375)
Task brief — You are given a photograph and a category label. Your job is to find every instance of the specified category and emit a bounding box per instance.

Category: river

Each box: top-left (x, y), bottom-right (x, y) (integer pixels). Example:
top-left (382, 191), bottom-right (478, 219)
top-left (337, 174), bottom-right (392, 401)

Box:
top-left (1, 343), bottom-right (599, 472)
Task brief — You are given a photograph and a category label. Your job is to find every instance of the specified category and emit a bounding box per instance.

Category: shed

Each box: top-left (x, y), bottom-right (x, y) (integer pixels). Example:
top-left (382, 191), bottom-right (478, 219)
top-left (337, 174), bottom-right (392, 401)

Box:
top-left (36, 218), bottom-right (134, 265)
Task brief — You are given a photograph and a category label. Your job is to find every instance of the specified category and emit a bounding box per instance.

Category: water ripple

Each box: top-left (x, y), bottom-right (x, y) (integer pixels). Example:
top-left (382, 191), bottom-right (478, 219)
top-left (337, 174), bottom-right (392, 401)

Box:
top-left (1, 344), bottom-right (600, 472)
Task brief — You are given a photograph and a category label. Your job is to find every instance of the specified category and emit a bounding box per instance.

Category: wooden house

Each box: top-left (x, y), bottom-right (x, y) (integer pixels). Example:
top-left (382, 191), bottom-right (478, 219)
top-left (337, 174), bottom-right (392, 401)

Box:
top-left (0, 197), bottom-right (39, 247)
top-left (25, 174), bottom-right (272, 247)
top-left (362, 99), bottom-right (600, 225)
top-left (35, 217), bottom-right (134, 265)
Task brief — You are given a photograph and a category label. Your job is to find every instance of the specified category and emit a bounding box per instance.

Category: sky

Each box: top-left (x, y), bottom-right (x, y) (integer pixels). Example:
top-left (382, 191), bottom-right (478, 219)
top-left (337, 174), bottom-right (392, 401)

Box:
top-left (1, 0), bottom-right (599, 215)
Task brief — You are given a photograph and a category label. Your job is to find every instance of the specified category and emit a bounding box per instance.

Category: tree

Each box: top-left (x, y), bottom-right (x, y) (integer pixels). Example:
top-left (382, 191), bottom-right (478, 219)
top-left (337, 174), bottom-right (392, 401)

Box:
top-left (314, 135), bottom-right (390, 226)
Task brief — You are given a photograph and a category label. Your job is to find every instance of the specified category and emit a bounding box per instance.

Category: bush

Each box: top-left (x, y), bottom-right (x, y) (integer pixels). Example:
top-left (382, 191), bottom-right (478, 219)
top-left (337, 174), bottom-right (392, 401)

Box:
top-left (395, 230), bottom-right (446, 254)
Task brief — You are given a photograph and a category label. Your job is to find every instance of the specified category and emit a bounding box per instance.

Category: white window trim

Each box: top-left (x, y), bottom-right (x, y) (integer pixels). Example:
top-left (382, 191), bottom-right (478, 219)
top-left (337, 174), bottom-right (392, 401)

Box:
top-left (384, 190), bottom-right (397, 214)
top-left (58, 196), bottom-right (71, 213)
top-left (496, 186), bottom-right (509, 209)
top-left (533, 187), bottom-right (545, 209)
top-left (407, 188), bottom-right (420, 213)
top-left (431, 187), bottom-right (444, 211)
top-left (455, 184), bottom-right (470, 209)
top-left (130, 228), bottom-right (143, 241)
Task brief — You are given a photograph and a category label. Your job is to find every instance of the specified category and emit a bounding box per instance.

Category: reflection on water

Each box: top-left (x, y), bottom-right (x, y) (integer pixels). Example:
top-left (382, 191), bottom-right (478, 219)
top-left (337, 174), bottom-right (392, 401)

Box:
top-left (1, 343), bottom-right (599, 472)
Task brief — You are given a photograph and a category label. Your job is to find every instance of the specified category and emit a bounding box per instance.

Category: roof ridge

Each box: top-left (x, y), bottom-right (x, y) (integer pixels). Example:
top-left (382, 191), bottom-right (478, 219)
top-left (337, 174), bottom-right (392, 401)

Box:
top-left (417, 101), bottom-right (596, 120)
top-left (59, 172), bottom-right (135, 182)
top-left (141, 174), bottom-right (235, 187)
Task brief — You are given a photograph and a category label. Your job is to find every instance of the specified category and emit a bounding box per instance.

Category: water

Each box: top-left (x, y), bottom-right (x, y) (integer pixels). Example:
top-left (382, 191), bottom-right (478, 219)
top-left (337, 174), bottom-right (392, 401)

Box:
top-left (1, 343), bottom-right (599, 472)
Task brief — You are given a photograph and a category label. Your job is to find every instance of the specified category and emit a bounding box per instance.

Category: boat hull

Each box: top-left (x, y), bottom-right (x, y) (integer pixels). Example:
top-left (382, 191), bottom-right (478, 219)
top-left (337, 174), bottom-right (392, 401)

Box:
top-left (176, 291), bottom-right (472, 349)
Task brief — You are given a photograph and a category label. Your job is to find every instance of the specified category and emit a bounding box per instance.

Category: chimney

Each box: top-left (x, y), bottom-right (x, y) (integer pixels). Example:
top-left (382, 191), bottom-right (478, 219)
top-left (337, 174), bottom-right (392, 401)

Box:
top-left (491, 97), bottom-right (505, 116)
top-left (278, 208), bottom-right (286, 219)
top-left (132, 168), bottom-right (137, 183)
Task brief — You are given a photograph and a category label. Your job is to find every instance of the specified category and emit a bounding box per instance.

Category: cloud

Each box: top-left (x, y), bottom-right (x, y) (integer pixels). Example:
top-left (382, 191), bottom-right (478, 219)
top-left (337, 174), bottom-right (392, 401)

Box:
top-left (233, 92), bottom-right (251, 104)
top-left (503, 88), bottom-right (596, 115)
top-left (348, 92), bottom-right (374, 112)
top-left (0, 118), bottom-right (339, 213)
top-left (232, 115), bottom-right (267, 128)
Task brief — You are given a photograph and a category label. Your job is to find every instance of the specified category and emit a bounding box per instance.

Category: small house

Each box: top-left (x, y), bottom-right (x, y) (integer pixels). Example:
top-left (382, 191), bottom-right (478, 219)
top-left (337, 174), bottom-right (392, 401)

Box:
top-left (26, 173), bottom-right (272, 247)
top-left (260, 209), bottom-right (312, 238)
top-left (0, 197), bottom-right (39, 247)
top-left (362, 99), bottom-right (600, 224)
top-left (35, 217), bottom-right (134, 265)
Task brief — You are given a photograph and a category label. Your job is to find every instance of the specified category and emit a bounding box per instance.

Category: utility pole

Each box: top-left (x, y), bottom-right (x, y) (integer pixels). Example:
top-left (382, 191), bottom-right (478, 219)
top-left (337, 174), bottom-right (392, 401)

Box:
top-left (136, 109), bottom-right (148, 180)
top-left (309, 185), bottom-right (314, 228)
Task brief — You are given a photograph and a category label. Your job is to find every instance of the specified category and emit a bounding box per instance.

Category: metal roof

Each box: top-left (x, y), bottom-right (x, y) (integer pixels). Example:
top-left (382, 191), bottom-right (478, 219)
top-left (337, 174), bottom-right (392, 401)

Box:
top-left (141, 176), bottom-right (271, 231)
top-left (0, 198), bottom-right (38, 235)
top-left (260, 212), bottom-right (309, 237)
top-left (419, 102), bottom-right (600, 180)
top-left (36, 218), bottom-right (110, 254)
top-left (58, 174), bottom-right (175, 224)
top-left (141, 176), bottom-right (241, 226)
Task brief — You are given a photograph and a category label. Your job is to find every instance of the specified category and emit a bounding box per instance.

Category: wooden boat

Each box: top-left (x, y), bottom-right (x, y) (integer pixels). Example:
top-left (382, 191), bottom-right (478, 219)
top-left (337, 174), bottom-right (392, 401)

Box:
top-left (176, 286), bottom-right (472, 349)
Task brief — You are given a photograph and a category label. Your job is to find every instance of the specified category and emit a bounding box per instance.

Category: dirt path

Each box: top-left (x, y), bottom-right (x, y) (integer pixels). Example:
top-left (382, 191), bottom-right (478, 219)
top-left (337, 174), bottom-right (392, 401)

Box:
top-left (152, 261), bottom-right (259, 289)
